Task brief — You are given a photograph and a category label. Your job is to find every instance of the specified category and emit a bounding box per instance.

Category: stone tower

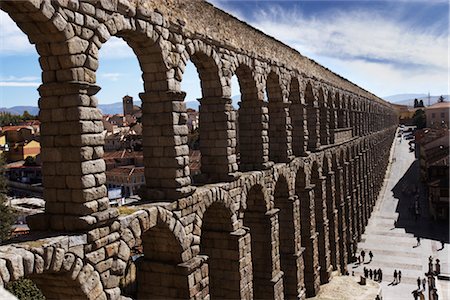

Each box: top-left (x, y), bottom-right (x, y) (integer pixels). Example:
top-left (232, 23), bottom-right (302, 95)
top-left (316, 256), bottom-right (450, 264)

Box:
top-left (123, 95), bottom-right (133, 115)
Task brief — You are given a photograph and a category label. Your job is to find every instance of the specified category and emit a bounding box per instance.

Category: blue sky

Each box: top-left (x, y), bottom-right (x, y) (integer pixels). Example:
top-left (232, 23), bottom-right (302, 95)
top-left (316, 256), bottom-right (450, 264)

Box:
top-left (0, 0), bottom-right (448, 108)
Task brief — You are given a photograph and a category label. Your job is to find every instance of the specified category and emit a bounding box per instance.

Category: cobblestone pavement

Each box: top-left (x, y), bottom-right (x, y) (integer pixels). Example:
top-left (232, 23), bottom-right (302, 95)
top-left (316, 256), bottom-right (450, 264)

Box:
top-left (349, 129), bottom-right (449, 300)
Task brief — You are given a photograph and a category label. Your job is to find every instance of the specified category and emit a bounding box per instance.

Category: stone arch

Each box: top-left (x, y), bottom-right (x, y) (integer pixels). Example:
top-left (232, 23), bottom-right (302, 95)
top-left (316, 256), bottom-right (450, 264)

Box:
top-left (274, 175), bottom-right (299, 298)
top-left (323, 153), bottom-right (339, 271)
top-left (182, 42), bottom-right (223, 97)
top-left (318, 87), bottom-right (330, 146)
top-left (200, 200), bottom-right (241, 299)
top-left (267, 70), bottom-right (290, 162)
top-left (289, 76), bottom-right (307, 157)
top-left (182, 42), bottom-right (236, 183)
top-left (310, 159), bottom-right (331, 284)
top-left (138, 219), bottom-right (189, 299)
top-left (234, 61), bottom-right (266, 171)
top-left (305, 81), bottom-right (320, 151)
top-left (243, 184), bottom-right (276, 298)
top-left (295, 164), bottom-right (320, 297)
top-left (0, 246), bottom-right (104, 300)
top-left (332, 149), bottom-right (348, 271)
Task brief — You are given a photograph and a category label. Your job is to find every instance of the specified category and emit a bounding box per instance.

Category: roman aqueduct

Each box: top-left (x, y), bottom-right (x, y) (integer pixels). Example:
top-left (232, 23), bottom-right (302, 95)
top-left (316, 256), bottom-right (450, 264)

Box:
top-left (0, 0), bottom-right (397, 299)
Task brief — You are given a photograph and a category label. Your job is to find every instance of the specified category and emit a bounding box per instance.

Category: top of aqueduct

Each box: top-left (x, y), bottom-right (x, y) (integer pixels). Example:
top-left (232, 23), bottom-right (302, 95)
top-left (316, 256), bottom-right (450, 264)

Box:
top-left (135, 0), bottom-right (390, 106)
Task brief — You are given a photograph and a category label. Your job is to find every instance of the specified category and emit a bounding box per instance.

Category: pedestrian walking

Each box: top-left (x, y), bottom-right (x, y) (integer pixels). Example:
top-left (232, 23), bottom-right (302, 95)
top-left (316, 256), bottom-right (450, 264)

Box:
top-left (422, 278), bottom-right (426, 290)
top-left (416, 236), bottom-right (421, 246)
top-left (361, 250), bottom-right (366, 262)
top-left (398, 270), bottom-right (402, 283)
top-left (374, 269), bottom-right (378, 281)
top-left (364, 267), bottom-right (368, 278)
top-left (412, 290), bottom-right (419, 300)
top-left (369, 269), bottom-right (373, 279)
top-left (417, 277), bottom-right (421, 289)
top-left (379, 268), bottom-right (383, 282)
top-left (393, 269), bottom-right (398, 284)
top-left (369, 250), bottom-right (373, 262)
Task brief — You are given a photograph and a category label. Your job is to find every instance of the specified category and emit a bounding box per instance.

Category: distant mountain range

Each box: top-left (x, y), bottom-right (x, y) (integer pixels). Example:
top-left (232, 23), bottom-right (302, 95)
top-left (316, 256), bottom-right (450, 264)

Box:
top-left (383, 94), bottom-right (449, 107)
top-left (1, 94), bottom-right (446, 116)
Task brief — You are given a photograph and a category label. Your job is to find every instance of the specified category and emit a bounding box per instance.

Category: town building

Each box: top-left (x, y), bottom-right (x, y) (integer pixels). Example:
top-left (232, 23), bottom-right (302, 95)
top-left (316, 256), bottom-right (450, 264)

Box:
top-left (415, 128), bottom-right (449, 221)
top-left (106, 165), bottom-right (145, 197)
top-left (7, 140), bottom-right (41, 162)
top-left (426, 101), bottom-right (450, 128)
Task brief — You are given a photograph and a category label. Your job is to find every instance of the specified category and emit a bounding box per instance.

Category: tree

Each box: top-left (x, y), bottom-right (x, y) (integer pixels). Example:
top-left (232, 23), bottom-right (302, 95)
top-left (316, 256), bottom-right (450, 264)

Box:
top-left (418, 100), bottom-right (424, 107)
top-left (22, 110), bottom-right (33, 120)
top-left (438, 95), bottom-right (445, 103)
top-left (412, 109), bottom-right (426, 129)
top-left (0, 156), bottom-right (14, 243)
top-left (6, 278), bottom-right (45, 300)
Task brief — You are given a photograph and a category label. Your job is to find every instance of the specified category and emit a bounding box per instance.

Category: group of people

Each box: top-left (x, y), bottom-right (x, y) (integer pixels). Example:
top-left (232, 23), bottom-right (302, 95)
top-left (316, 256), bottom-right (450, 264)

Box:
top-left (364, 267), bottom-right (383, 282)
top-left (392, 269), bottom-right (402, 284)
top-left (356, 249), bottom-right (374, 264)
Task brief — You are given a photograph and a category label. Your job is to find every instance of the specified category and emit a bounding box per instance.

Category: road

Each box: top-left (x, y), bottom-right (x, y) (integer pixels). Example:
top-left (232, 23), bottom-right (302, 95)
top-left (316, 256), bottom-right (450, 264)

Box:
top-left (348, 128), bottom-right (449, 300)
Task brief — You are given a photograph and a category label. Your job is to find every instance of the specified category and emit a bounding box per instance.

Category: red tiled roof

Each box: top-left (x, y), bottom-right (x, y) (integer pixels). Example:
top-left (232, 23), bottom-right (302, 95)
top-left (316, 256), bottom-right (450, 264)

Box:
top-left (103, 150), bottom-right (143, 160)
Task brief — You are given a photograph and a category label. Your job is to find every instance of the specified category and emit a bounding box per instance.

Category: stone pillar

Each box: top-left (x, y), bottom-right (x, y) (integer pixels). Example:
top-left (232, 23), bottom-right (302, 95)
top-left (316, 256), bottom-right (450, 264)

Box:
top-left (299, 186), bottom-right (320, 297)
top-left (266, 209), bottom-right (285, 300)
top-left (28, 82), bottom-right (117, 232)
top-left (355, 154), bottom-right (364, 237)
top-left (329, 100), bottom-right (337, 144)
top-left (319, 98), bottom-right (330, 146)
top-left (350, 105), bottom-right (357, 137)
top-left (140, 91), bottom-right (195, 200)
top-left (343, 161), bottom-right (354, 260)
top-left (306, 98), bottom-right (321, 151)
top-left (238, 100), bottom-right (270, 171)
top-left (335, 166), bottom-right (348, 273)
top-left (325, 170), bottom-right (339, 271)
top-left (268, 101), bottom-right (293, 163)
top-left (290, 102), bottom-right (308, 157)
top-left (289, 195), bottom-right (307, 300)
top-left (232, 228), bottom-right (253, 299)
top-left (138, 255), bottom-right (208, 300)
top-left (314, 176), bottom-right (332, 283)
top-left (197, 96), bottom-right (238, 182)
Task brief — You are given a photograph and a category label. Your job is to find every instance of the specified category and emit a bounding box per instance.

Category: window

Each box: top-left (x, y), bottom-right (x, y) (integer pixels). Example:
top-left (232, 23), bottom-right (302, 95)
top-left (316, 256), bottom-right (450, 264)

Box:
top-left (432, 113), bottom-right (436, 118)
top-left (441, 112), bottom-right (445, 118)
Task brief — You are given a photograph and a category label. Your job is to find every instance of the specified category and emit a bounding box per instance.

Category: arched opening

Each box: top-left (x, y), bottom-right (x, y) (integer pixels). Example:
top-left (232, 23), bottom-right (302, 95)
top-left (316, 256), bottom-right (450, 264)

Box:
top-left (181, 51), bottom-right (231, 184)
top-left (200, 202), bottom-right (241, 299)
top-left (137, 223), bottom-right (189, 299)
top-left (324, 157), bottom-right (339, 271)
top-left (97, 36), bottom-right (145, 201)
top-left (274, 176), bottom-right (298, 298)
top-left (267, 71), bottom-right (289, 162)
top-left (311, 162), bottom-right (331, 284)
top-left (329, 92), bottom-right (337, 144)
top-left (235, 65), bottom-right (265, 171)
top-left (289, 78), bottom-right (306, 157)
top-left (181, 61), bottom-right (202, 181)
top-left (334, 151), bottom-right (348, 273)
top-left (318, 88), bottom-right (329, 146)
top-left (305, 82), bottom-right (319, 151)
top-left (244, 185), bottom-right (274, 298)
top-left (295, 167), bottom-right (319, 297)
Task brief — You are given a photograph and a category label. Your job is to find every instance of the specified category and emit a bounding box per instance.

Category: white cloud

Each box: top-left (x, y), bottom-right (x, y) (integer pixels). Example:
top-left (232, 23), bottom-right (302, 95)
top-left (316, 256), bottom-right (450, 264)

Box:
top-left (0, 11), bottom-right (35, 55)
top-left (100, 72), bottom-right (123, 81)
top-left (0, 82), bottom-right (40, 87)
top-left (99, 37), bottom-right (136, 59)
top-left (0, 75), bottom-right (40, 87)
top-left (247, 5), bottom-right (448, 96)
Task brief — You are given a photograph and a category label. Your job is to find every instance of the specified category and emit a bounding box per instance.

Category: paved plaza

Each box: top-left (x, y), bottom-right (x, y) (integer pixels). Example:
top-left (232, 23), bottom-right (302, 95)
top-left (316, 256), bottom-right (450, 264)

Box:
top-left (349, 129), bottom-right (449, 299)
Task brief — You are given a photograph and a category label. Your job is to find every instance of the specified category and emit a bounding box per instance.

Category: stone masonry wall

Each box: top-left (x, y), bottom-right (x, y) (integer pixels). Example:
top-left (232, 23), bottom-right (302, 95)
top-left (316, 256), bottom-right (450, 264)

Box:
top-left (0, 1), bottom-right (398, 299)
